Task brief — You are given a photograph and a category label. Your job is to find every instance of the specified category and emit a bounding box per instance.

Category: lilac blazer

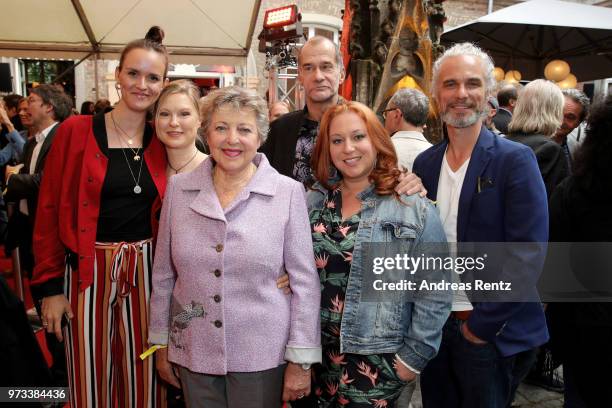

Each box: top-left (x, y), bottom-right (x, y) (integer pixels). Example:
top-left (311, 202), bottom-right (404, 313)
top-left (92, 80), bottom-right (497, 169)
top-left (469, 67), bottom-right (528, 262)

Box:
top-left (149, 153), bottom-right (321, 375)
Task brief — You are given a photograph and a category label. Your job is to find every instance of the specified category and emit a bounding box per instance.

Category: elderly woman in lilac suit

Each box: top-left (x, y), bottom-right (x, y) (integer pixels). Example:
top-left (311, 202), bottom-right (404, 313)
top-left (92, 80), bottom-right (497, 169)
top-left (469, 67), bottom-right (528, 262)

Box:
top-left (148, 86), bottom-right (321, 408)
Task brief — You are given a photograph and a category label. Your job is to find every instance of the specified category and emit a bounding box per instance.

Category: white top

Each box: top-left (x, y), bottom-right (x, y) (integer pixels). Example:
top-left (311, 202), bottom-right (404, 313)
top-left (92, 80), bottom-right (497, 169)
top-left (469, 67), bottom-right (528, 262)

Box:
top-left (20, 122), bottom-right (57, 216)
top-left (436, 151), bottom-right (473, 312)
top-left (391, 131), bottom-right (431, 172)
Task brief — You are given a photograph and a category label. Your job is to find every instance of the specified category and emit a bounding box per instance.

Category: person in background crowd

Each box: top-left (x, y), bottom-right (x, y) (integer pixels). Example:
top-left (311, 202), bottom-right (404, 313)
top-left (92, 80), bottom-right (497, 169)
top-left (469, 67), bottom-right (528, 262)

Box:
top-left (149, 86), bottom-right (321, 407)
top-left (552, 88), bottom-right (590, 171)
top-left (383, 88), bottom-right (432, 171)
top-left (31, 26), bottom-right (169, 408)
top-left (80, 100), bottom-right (95, 115)
top-left (1, 94), bottom-right (25, 137)
top-left (547, 94), bottom-right (612, 408)
top-left (484, 96), bottom-right (503, 136)
top-left (308, 101), bottom-right (450, 407)
top-left (4, 84), bottom-right (73, 388)
top-left (506, 79), bottom-right (569, 394)
top-left (414, 43), bottom-right (549, 408)
top-left (94, 98), bottom-right (112, 114)
top-left (492, 82), bottom-right (518, 134)
top-left (269, 100), bottom-right (290, 122)
top-left (5, 85), bottom-right (73, 272)
top-left (506, 79), bottom-right (569, 199)
top-left (0, 99), bottom-right (27, 164)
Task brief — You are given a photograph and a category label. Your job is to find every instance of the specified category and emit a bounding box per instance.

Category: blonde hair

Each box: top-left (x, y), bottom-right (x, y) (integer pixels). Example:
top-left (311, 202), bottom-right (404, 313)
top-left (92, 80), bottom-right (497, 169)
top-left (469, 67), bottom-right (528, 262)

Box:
top-left (508, 79), bottom-right (564, 137)
top-left (154, 79), bottom-right (201, 118)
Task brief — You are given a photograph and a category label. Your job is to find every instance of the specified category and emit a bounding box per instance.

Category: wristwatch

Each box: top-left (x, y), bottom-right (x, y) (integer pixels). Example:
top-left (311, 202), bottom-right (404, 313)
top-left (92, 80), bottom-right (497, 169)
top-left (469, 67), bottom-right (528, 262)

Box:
top-left (301, 363), bottom-right (312, 371)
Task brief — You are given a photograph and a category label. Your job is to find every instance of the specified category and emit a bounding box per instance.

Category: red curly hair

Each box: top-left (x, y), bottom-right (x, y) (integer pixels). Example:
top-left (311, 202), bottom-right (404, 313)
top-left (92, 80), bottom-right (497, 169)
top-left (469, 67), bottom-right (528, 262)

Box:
top-left (312, 101), bottom-right (401, 196)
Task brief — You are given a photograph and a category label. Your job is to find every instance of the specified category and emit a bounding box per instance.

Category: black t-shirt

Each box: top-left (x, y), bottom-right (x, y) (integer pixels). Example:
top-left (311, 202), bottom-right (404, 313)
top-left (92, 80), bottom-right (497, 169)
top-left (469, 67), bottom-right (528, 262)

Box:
top-left (92, 113), bottom-right (157, 242)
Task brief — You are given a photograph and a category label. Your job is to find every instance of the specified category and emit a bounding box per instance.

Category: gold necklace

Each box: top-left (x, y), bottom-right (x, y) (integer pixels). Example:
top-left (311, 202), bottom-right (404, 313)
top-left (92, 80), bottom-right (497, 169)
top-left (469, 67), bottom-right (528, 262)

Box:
top-left (110, 112), bottom-right (142, 161)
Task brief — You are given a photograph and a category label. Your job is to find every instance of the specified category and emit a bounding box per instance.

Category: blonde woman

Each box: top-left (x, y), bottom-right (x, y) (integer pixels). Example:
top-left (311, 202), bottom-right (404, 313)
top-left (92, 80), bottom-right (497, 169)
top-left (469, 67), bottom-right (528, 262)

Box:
top-left (506, 79), bottom-right (569, 198)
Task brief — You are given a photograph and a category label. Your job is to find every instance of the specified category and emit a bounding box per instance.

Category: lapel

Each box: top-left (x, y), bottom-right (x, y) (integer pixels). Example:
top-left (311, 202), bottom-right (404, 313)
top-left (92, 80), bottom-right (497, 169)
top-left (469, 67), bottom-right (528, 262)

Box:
top-left (34, 123), bottom-right (60, 173)
top-left (420, 140), bottom-right (448, 202)
top-left (185, 158), bottom-right (226, 222)
top-left (457, 126), bottom-right (495, 242)
top-left (279, 111), bottom-right (306, 177)
top-left (21, 138), bottom-right (37, 173)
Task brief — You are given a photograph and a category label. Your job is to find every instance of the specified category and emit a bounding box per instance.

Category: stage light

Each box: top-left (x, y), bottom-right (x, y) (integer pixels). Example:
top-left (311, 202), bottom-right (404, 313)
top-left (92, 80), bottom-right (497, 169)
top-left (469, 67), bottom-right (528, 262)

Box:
top-left (264, 5), bottom-right (298, 29)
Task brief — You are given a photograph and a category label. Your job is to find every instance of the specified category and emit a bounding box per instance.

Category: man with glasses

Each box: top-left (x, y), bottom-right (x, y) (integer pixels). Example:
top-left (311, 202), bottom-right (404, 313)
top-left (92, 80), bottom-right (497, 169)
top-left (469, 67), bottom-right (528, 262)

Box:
top-left (383, 88), bottom-right (432, 171)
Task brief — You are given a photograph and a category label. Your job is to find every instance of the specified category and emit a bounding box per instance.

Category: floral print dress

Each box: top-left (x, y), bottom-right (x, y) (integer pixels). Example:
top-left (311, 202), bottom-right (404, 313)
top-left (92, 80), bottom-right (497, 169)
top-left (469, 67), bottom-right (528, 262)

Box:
top-left (310, 188), bottom-right (407, 408)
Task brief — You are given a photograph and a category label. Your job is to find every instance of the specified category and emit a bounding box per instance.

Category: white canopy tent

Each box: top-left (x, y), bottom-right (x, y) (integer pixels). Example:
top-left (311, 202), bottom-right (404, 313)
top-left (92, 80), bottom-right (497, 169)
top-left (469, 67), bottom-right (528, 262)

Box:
top-left (0, 0), bottom-right (261, 65)
top-left (442, 0), bottom-right (612, 81)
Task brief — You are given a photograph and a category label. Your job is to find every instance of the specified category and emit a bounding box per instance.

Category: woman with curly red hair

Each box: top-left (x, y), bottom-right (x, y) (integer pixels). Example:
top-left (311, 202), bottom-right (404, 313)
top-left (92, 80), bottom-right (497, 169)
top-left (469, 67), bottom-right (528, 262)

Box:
top-left (307, 101), bottom-right (451, 407)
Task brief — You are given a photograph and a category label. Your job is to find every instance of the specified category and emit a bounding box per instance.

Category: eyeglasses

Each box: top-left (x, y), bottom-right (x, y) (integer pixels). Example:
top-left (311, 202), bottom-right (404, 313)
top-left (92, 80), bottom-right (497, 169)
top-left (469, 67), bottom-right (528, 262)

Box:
top-left (381, 107), bottom-right (399, 119)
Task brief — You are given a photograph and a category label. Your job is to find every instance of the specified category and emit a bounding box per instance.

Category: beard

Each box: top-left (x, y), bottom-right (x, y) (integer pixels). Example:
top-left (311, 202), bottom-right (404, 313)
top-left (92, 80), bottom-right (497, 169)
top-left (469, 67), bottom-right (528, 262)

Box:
top-left (441, 101), bottom-right (488, 129)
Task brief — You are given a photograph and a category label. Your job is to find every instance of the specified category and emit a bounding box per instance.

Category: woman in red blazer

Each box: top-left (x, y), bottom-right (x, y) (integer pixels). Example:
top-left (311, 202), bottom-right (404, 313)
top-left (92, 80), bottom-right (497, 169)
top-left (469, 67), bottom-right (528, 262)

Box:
top-left (32, 27), bottom-right (169, 408)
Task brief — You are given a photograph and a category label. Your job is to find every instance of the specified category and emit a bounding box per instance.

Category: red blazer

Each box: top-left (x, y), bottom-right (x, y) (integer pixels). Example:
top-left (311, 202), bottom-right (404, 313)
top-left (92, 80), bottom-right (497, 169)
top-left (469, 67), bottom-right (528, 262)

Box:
top-left (32, 115), bottom-right (167, 294)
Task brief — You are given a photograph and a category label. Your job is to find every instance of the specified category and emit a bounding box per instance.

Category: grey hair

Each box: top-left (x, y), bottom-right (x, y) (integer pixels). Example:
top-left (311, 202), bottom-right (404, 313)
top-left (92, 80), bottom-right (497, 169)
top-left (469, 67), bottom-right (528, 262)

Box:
top-left (507, 79), bottom-right (564, 137)
top-left (298, 35), bottom-right (344, 74)
top-left (199, 86), bottom-right (269, 143)
top-left (561, 88), bottom-right (590, 122)
top-left (432, 43), bottom-right (496, 98)
top-left (154, 79), bottom-right (201, 118)
top-left (389, 88), bottom-right (429, 127)
top-left (31, 84), bottom-right (74, 122)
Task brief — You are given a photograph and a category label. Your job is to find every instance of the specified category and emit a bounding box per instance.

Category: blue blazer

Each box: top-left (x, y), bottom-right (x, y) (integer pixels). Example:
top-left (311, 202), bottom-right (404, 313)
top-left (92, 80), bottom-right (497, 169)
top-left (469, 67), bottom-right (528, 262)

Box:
top-left (413, 126), bottom-right (549, 356)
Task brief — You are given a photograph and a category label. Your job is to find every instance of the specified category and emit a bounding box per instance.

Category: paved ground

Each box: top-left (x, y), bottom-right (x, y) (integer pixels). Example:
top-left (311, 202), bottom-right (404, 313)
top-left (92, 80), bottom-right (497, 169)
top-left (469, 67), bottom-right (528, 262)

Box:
top-left (399, 373), bottom-right (564, 408)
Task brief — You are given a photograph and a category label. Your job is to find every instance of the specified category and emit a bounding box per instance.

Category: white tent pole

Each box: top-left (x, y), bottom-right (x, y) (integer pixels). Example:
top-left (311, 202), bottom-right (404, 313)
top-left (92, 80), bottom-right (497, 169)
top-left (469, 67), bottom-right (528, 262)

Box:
top-left (488, 0), bottom-right (494, 14)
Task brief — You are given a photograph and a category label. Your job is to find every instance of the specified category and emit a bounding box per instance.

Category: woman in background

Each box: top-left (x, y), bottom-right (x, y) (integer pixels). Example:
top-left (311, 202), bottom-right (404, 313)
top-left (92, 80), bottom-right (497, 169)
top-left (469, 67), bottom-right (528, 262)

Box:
top-left (506, 79), bottom-right (569, 198)
top-left (547, 95), bottom-right (612, 408)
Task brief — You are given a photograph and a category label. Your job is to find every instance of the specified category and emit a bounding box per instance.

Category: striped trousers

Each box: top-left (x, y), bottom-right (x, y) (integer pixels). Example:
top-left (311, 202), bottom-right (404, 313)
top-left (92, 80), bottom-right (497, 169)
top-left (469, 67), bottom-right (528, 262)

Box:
top-left (63, 240), bottom-right (166, 408)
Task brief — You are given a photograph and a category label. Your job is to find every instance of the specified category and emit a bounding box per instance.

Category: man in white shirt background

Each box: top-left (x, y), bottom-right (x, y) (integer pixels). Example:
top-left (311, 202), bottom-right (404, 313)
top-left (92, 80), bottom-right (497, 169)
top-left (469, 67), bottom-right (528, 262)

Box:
top-left (383, 88), bottom-right (432, 172)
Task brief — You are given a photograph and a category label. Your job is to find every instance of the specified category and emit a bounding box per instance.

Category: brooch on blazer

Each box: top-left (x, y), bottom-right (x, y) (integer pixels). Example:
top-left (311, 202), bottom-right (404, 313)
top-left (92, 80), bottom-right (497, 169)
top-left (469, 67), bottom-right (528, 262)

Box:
top-left (477, 177), bottom-right (494, 193)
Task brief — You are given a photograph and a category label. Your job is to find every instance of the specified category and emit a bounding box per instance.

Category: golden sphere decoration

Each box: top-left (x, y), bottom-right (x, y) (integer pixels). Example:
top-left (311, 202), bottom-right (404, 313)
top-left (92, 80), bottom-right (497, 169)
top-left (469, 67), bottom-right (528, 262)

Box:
top-left (544, 60), bottom-right (571, 82)
top-left (504, 70), bottom-right (522, 83)
top-left (557, 74), bottom-right (578, 89)
top-left (493, 67), bottom-right (505, 82)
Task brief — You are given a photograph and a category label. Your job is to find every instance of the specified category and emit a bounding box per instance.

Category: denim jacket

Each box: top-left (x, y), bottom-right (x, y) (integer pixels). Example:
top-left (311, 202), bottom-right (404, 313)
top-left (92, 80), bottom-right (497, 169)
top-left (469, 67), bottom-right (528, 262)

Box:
top-left (307, 182), bottom-right (451, 372)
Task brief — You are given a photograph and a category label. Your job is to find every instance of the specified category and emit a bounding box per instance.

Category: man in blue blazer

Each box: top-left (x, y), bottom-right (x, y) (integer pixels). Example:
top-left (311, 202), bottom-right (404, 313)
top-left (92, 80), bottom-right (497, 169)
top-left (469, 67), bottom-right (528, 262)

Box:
top-left (414, 43), bottom-right (549, 408)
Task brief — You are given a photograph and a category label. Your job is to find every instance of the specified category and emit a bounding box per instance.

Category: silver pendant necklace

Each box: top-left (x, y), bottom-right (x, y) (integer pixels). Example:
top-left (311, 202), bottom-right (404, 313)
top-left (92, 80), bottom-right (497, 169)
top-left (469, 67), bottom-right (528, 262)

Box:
top-left (119, 146), bottom-right (144, 194)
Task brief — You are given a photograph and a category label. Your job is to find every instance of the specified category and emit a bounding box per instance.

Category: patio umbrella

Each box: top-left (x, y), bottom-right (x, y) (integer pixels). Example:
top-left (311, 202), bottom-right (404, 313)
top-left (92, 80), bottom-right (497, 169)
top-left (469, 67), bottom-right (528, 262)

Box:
top-left (441, 0), bottom-right (612, 81)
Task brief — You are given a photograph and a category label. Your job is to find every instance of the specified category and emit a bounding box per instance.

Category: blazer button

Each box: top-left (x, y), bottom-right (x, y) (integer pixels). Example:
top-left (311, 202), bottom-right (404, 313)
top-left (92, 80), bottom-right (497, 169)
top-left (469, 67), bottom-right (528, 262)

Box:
top-left (80, 228), bottom-right (86, 232)
top-left (83, 201), bottom-right (88, 207)
top-left (213, 269), bottom-right (221, 277)
top-left (88, 176), bottom-right (93, 182)
top-left (213, 295), bottom-right (221, 303)
top-left (215, 244), bottom-right (224, 252)
top-left (214, 320), bottom-right (222, 328)
top-left (95, 153), bottom-right (101, 158)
